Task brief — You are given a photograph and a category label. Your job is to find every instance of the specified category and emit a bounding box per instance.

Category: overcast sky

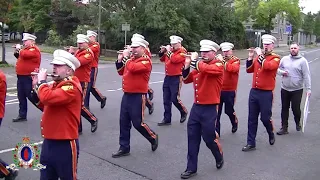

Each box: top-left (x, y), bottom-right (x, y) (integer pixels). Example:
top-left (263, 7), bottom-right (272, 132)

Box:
top-left (300, 0), bottom-right (320, 14)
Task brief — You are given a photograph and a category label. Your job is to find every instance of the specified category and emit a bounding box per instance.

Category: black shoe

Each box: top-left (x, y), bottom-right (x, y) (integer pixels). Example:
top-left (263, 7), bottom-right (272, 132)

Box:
top-left (5, 170), bottom-right (18, 180)
top-left (149, 92), bottom-right (153, 101)
top-left (112, 149), bottom-right (130, 158)
top-left (269, 133), bottom-right (275, 145)
top-left (158, 120), bottom-right (171, 126)
top-left (242, 144), bottom-right (256, 152)
top-left (180, 170), bottom-right (197, 179)
top-left (232, 123), bottom-right (238, 133)
top-left (180, 113), bottom-right (187, 123)
top-left (91, 120), bottom-right (98, 133)
top-left (101, 97), bottom-right (107, 109)
top-left (216, 157), bottom-right (224, 169)
top-left (151, 134), bottom-right (158, 151)
top-left (12, 116), bottom-right (27, 122)
top-left (296, 125), bottom-right (301, 131)
top-left (149, 104), bottom-right (154, 115)
top-left (276, 128), bottom-right (288, 135)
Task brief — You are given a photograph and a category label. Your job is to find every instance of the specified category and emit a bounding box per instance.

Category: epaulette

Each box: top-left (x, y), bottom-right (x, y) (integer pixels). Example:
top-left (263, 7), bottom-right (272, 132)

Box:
top-left (63, 76), bottom-right (71, 81)
top-left (61, 82), bottom-right (74, 91)
top-left (142, 54), bottom-right (149, 59)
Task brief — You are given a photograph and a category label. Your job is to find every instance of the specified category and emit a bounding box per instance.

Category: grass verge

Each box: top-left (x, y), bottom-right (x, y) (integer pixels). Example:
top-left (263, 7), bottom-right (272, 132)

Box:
top-left (40, 45), bottom-right (57, 54)
top-left (0, 63), bottom-right (14, 67)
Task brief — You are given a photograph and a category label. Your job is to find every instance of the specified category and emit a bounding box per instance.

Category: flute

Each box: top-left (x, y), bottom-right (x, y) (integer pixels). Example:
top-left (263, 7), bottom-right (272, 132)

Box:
top-left (31, 72), bottom-right (60, 77)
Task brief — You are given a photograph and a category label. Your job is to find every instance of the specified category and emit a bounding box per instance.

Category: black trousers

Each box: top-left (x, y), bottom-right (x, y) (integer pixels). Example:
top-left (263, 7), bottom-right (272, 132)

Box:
top-left (280, 88), bottom-right (303, 129)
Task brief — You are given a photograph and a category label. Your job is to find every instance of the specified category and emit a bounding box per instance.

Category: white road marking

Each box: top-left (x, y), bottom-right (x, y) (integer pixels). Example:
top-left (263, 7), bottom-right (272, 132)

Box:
top-left (6, 99), bottom-right (18, 103)
top-left (0, 141), bottom-right (43, 154)
top-left (308, 57), bottom-right (319, 64)
top-left (151, 72), bottom-right (165, 74)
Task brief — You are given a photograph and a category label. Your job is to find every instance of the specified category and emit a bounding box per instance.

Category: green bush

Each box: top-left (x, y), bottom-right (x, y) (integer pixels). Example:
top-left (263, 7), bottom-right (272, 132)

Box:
top-left (45, 30), bottom-right (63, 46)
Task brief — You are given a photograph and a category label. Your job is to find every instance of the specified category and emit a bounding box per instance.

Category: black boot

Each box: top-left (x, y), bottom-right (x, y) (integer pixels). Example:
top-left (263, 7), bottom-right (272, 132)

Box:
top-left (158, 120), bottom-right (171, 126)
top-left (216, 156), bottom-right (224, 169)
top-left (101, 97), bottom-right (107, 109)
top-left (276, 128), bottom-right (288, 135)
top-left (91, 119), bottom-right (98, 133)
top-left (5, 170), bottom-right (18, 180)
top-left (296, 125), bottom-right (301, 131)
top-left (151, 134), bottom-right (158, 151)
top-left (232, 122), bottom-right (238, 133)
top-left (269, 132), bottom-right (275, 145)
top-left (242, 144), bottom-right (256, 152)
top-left (12, 116), bottom-right (27, 122)
top-left (148, 104), bottom-right (154, 115)
top-left (180, 113), bottom-right (187, 123)
top-left (112, 149), bottom-right (130, 158)
top-left (180, 170), bottom-right (197, 179)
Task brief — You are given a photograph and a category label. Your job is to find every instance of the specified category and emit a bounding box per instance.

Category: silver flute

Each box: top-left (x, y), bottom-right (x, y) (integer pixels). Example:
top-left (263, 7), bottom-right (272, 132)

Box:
top-left (30, 72), bottom-right (60, 77)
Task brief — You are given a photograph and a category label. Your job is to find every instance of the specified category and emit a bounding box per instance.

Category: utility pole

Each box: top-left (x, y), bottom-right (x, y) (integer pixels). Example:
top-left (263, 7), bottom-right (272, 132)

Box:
top-left (98, 0), bottom-right (101, 44)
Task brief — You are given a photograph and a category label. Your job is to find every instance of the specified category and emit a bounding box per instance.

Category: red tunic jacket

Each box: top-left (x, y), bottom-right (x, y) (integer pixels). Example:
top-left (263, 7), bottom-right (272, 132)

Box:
top-left (89, 42), bottom-right (100, 68)
top-left (36, 76), bottom-right (82, 140)
top-left (160, 47), bottom-right (186, 76)
top-left (183, 59), bottom-right (224, 104)
top-left (222, 55), bottom-right (240, 91)
top-left (246, 53), bottom-right (280, 91)
top-left (0, 70), bottom-right (6, 118)
top-left (15, 45), bottom-right (41, 75)
top-left (116, 55), bottom-right (151, 93)
top-left (74, 48), bottom-right (94, 82)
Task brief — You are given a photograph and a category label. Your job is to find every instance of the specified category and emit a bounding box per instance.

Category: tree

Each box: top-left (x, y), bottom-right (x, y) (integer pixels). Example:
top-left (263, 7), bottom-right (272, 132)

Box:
top-left (234, 0), bottom-right (302, 34)
top-left (303, 12), bottom-right (315, 43)
top-left (0, 0), bottom-right (14, 64)
top-left (313, 11), bottom-right (320, 41)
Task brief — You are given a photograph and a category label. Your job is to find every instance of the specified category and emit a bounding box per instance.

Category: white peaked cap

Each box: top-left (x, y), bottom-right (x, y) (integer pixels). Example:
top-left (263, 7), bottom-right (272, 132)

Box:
top-left (200, 40), bottom-right (220, 52)
top-left (220, 42), bottom-right (234, 51)
top-left (77, 34), bottom-right (90, 43)
top-left (262, 34), bottom-right (276, 44)
top-left (130, 37), bottom-right (149, 48)
top-left (50, 50), bottom-right (81, 71)
top-left (170, 35), bottom-right (183, 44)
top-left (132, 33), bottom-right (145, 40)
top-left (22, 33), bottom-right (37, 41)
top-left (87, 30), bottom-right (98, 37)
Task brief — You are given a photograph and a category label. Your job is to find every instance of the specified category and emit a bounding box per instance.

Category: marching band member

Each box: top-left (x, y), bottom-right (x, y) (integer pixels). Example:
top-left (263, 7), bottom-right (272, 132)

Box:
top-left (12, 33), bottom-right (41, 122)
top-left (276, 42), bottom-right (311, 135)
top-left (181, 40), bottom-right (224, 179)
top-left (0, 70), bottom-right (19, 179)
top-left (112, 36), bottom-right (158, 158)
top-left (216, 42), bottom-right (240, 136)
top-left (242, 34), bottom-right (280, 152)
top-left (85, 30), bottom-right (107, 109)
top-left (31, 50), bottom-right (81, 180)
top-left (131, 33), bottom-right (154, 115)
top-left (158, 35), bottom-right (188, 126)
top-left (70, 34), bottom-right (98, 134)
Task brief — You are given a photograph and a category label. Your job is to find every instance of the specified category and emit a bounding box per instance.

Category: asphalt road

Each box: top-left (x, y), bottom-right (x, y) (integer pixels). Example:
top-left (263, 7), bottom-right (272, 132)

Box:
top-left (0, 47), bottom-right (320, 180)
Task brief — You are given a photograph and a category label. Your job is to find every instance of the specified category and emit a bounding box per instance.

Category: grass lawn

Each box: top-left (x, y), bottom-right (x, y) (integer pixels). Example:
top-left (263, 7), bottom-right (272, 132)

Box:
top-left (0, 62), bottom-right (14, 67)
